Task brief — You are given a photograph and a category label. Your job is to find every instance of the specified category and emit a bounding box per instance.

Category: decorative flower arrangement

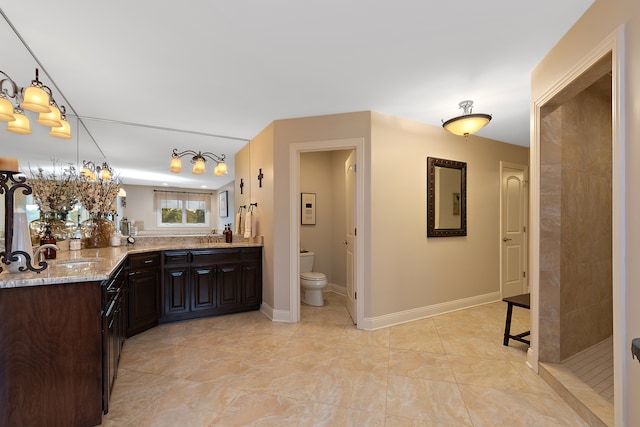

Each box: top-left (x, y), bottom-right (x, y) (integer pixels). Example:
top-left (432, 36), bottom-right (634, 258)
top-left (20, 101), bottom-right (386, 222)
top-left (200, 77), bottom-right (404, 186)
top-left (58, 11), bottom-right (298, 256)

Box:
top-left (28, 163), bottom-right (78, 214)
top-left (76, 175), bottom-right (120, 217)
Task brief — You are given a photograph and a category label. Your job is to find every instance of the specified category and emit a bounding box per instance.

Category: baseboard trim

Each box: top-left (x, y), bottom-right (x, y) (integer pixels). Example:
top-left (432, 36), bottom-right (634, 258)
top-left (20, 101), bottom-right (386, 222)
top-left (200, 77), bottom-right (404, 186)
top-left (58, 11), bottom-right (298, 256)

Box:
top-left (360, 291), bottom-right (501, 330)
top-left (260, 302), bottom-right (291, 323)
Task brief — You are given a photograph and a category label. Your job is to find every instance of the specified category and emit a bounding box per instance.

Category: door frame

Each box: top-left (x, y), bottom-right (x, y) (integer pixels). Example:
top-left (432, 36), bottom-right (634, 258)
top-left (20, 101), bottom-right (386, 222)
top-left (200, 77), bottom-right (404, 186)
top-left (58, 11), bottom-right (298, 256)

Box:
top-left (530, 27), bottom-right (625, 424)
top-left (288, 138), bottom-right (365, 327)
top-left (499, 161), bottom-right (529, 297)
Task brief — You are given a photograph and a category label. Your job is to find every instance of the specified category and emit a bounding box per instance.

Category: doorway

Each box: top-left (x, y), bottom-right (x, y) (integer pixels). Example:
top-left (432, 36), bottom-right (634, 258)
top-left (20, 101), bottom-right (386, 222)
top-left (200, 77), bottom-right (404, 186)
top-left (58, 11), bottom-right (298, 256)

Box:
top-left (533, 38), bottom-right (623, 422)
top-left (289, 138), bottom-right (365, 327)
top-left (500, 162), bottom-right (529, 298)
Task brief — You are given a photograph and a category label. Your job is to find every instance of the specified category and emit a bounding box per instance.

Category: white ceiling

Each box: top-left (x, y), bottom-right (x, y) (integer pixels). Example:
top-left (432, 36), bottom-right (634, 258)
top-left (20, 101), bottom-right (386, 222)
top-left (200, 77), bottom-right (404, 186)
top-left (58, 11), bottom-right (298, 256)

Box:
top-left (0, 1), bottom-right (593, 189)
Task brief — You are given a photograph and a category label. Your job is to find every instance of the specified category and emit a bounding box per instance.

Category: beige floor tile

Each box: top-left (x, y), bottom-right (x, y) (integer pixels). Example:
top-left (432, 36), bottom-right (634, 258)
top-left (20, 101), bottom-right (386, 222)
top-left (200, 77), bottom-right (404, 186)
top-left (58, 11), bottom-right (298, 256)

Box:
top-left (311, 367), bottom-right (388, 412)
top-left (274, 337), bottom-right (337, 367)
top-left (331, 343), bottom-right (390, 373)
top-left (183, 351), bottom-right (259, 389)
top-left (388, 349), bottom-right (455, 383)
top-left (126, 381), bottom-right (240, 427)
top-left (385, 375), bottom-right (472, 426)
top-left (101, 293), bottom-right (586, 426)
top-left (210, 390), bottom-right (307, 426)
top-left (439, 334), bottom-right (507, 360)
top-left (242, 359), bottom-right (324, 400)
top-left (448, 354), bottom-right (534, 392)
top-left (340, 326), bottom-right (390, 349)
top-left (102, 369), bottom-right (184, 424)
top-left (459, 384), bottom-right (589, 427)
top-left (298, 402), bottom-right (385, 427)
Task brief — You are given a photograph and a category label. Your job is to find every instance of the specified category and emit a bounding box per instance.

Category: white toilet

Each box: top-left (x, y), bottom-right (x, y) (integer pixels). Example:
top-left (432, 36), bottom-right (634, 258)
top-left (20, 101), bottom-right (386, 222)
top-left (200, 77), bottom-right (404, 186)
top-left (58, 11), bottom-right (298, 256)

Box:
top-left (300, 251), bottom-right (328, 306)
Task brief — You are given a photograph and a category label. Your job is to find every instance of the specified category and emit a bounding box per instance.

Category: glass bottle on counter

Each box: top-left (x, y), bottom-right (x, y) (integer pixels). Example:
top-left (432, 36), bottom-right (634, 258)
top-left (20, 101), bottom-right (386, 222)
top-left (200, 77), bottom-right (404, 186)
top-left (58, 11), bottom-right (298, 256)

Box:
top-left (40, 224), bottom-right (57, 259)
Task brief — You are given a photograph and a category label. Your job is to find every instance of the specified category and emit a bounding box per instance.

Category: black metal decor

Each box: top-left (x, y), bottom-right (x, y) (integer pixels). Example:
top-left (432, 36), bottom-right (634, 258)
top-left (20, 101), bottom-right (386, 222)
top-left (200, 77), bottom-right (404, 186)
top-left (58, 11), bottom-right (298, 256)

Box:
top-left (0, 170), bottom-right (48, 273)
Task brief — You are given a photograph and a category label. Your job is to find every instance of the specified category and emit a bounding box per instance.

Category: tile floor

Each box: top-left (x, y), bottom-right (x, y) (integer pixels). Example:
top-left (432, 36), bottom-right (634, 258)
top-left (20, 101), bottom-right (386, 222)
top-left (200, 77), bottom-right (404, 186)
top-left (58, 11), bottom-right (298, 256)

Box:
top-left (562, 336), bottom-right (614, 403)
top-left (100, 293), bottom-right (589, 426)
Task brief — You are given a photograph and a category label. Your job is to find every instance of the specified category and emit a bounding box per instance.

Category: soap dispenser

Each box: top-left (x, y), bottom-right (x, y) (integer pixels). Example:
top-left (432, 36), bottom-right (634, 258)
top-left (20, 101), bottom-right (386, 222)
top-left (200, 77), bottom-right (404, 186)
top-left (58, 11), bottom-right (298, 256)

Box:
top-left (226, 223), bottom-right (233, 243)
top-left (40, 224), bottom-right (57, 259)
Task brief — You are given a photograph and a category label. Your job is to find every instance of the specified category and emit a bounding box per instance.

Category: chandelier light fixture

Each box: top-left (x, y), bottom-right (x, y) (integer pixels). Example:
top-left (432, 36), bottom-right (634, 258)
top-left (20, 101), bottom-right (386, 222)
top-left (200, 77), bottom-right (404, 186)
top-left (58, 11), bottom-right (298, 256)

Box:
top-left (0, 68), bottom-right (72, 139)
top-left (81, 160), bottom-right (113, 181)
top-left (169, 148), bottom-right (227, 176)
top-left (442, 100), bottom-right (492, 138)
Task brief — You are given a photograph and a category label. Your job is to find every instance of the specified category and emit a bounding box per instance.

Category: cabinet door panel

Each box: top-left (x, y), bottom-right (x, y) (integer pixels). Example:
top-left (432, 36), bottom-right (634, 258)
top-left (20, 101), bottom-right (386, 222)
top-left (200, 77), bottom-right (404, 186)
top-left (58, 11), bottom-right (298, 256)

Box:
top-left (128, 270), bottom-right (160, 331)
top-left (191, 267), bottom-right (216, 311)
top-left (164, 268), bottom-right (190, 316)
top-left (217, 262), bottom-right (242, 307)
top-left (242, 262), bottom-right (262, 306)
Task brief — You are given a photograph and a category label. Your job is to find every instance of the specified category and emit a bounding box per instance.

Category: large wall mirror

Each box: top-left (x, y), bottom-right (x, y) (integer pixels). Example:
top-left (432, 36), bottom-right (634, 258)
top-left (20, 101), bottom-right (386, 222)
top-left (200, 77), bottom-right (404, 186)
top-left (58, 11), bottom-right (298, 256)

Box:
top-left (427, 157), bottom-right (467, 237)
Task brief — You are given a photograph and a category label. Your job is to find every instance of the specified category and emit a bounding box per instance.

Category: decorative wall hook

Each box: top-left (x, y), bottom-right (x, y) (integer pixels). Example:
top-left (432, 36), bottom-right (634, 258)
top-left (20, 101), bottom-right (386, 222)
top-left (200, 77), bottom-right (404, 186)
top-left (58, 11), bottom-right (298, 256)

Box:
top-left (257, 168), bottom-right (264, 188)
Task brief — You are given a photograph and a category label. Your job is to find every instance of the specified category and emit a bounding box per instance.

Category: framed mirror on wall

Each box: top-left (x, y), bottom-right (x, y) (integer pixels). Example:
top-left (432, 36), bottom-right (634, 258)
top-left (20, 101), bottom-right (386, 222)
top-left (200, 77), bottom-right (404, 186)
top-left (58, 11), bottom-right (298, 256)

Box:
top-left (427, 157), bottom-right (467, 237)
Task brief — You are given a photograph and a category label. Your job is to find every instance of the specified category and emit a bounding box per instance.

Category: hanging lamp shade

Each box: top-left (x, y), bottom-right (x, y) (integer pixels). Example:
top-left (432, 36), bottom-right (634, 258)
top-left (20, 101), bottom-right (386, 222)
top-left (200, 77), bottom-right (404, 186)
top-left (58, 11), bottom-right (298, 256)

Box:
top-left (20, 85), bottom-right (50, 113)
top-left (6, 109), bottom-right (31, 134)
top-left (48, 118), bottom-right (72, 139)
top-left (214, 161), bottom-right (227, 176)
top-left (99, 168), bottom-right (111, 181)
top-left (192, 158), bottom-right (206, 175)
top-left (442, 100), bottom-right (491, 137)
top-left (169, 157), bottom-right (182, 173)
top-left (0, 98), bottom-right (16, 122)
top-left (36, 105), bottom-right (62, 127)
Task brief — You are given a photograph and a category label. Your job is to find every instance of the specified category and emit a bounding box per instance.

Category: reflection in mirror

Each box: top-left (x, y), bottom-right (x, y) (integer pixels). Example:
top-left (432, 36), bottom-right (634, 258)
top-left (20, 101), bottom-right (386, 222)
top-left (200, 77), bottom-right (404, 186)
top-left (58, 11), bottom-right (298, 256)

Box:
top-left (427, 157), bottom-right (467, 237)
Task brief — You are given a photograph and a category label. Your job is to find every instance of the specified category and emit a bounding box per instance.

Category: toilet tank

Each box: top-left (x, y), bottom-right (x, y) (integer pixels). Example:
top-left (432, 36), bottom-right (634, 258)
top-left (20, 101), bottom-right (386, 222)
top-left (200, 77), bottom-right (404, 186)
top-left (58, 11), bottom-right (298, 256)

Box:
top-left (299, 251), bottom-right (315, 273)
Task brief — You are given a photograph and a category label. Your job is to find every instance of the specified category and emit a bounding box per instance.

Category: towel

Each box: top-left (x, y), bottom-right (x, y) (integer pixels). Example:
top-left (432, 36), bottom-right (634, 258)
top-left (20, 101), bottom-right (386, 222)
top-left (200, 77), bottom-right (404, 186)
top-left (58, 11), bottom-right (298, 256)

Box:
top-left (243, 211), bottom-right (255, 239)
top-left (235, 212), bottom-right (242, 235)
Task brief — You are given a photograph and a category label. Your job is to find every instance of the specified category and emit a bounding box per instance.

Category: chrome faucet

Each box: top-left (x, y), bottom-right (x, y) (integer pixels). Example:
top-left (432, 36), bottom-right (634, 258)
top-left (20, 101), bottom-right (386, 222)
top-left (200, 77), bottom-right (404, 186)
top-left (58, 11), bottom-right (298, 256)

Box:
top-left (34, 244), bottom-right (60, 262)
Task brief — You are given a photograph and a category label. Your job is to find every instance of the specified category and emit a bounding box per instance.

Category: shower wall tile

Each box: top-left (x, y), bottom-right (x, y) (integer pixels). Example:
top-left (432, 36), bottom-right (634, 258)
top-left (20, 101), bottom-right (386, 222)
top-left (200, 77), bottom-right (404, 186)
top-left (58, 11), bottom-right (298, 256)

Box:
top-left (539, 79), bottom-right (612, 363)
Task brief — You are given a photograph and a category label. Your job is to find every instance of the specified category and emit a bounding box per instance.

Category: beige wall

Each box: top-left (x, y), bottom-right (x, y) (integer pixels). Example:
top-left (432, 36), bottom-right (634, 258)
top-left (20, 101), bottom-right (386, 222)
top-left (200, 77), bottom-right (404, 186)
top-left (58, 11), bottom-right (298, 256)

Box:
top-left (271, 112), bottom-right (372, 313)
top-left (249, 123), bottom-right (275, 309)
top-left (369, 111), bottom-right (528, 317)
top-left (253, 110), bottom-right (528, 322)
top-left (532, 0), bottom-right (640, 422)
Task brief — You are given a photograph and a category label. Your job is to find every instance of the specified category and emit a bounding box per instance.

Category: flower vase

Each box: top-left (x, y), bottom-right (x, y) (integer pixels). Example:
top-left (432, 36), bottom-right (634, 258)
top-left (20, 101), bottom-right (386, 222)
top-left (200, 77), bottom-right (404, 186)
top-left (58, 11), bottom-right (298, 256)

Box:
top-left (29, 212), bottom-right (75, 245)
top-left (81, 215), bottom-right (115, 248)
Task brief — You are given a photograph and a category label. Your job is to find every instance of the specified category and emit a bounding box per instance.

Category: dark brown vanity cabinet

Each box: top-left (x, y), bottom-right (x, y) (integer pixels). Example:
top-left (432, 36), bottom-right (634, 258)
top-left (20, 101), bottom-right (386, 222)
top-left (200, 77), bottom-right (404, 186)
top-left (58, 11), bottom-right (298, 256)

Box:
top-left (127, 252), bottom-right (161, 337)
top-left (161, 247), bottom-right (261, 322)
top-left (102, 263), bottom-right (127, 414)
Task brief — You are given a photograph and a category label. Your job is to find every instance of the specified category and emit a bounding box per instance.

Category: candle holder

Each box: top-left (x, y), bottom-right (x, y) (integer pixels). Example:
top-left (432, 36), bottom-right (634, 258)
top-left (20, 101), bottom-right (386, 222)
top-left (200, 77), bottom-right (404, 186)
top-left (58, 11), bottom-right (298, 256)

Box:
top-left (0, 170), bottom-right (48, 273)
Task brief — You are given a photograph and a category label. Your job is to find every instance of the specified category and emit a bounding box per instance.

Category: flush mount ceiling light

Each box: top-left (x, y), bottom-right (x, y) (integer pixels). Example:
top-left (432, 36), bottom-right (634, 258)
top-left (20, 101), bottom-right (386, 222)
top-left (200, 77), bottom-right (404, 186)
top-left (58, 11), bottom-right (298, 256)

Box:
top-left (442, 100), bottom-right (492, 138)
top-left (0, 68), bottom-right (72, 138)
top-left (170, 149), bottom-right (227, 176)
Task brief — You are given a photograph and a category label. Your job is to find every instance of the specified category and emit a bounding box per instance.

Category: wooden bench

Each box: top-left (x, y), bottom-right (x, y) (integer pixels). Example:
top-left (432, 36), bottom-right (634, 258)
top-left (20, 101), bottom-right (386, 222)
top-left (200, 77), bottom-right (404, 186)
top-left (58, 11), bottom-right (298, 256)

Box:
top-left (502, 293), bottom-right (530, 346)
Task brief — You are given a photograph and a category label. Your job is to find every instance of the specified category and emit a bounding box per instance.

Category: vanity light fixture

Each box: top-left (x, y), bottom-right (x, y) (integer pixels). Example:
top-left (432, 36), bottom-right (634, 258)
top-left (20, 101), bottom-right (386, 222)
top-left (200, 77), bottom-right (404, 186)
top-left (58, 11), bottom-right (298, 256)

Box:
top-left (81, 160), bottom-right (113, 181)
top-left (442, 100), bottom-right (491, 138)
top-left (0, 68), bottom-right (72, 139)
top-left (169, 148), bottom-right (227, 176)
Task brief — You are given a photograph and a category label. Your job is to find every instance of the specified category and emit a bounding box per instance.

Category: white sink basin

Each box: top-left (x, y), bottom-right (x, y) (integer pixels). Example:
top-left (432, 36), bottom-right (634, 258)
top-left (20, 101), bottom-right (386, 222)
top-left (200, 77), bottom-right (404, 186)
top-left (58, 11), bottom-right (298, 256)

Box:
top-left (49, 258), bottom-right (105, 267)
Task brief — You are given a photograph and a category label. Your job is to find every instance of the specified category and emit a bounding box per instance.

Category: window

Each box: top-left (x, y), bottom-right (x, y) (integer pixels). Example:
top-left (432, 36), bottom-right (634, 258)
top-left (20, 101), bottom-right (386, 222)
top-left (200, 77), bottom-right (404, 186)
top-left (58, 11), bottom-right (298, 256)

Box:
top-left (155, 191), bottom-right (211, 227)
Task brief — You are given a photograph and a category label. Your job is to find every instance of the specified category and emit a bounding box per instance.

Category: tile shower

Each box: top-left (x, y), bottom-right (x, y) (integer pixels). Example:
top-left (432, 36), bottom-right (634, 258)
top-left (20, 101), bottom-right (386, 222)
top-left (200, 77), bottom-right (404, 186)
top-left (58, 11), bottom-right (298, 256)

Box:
top-left (539, 66), bottom-right (613, 402)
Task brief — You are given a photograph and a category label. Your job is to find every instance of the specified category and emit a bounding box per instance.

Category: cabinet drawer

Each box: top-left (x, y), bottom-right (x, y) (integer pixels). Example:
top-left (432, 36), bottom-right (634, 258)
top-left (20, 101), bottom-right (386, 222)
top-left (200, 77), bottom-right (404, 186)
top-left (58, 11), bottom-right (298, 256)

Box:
top-left (242, 247), bottom-right (262, 261)
top-left (129, 252), bottom-right (160, 270)
top-left (163, 251), bottom-right (190, 265)
top-left (191, 249), bottom-right (242, 265)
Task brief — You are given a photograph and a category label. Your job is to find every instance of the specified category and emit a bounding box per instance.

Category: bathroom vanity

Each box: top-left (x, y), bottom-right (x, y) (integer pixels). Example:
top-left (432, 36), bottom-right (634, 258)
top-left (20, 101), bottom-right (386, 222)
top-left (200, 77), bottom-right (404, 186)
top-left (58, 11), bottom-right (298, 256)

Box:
top-left (0, 242), bottom-right (262, 427)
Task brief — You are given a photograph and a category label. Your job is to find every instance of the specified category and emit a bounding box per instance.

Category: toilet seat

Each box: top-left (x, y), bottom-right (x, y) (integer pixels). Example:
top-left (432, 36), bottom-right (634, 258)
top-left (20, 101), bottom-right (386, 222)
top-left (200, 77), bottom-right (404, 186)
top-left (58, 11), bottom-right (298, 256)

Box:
top-left (301, 272), bottom-right (326, 281)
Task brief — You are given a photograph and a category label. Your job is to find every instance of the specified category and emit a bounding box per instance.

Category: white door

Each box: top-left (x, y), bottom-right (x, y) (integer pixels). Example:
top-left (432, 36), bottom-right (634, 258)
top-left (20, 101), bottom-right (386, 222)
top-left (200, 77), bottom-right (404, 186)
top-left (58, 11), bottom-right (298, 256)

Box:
top-left (501, 163), bottom-right (529, 298)
top-left (345, 150), bottom-right (356, 323)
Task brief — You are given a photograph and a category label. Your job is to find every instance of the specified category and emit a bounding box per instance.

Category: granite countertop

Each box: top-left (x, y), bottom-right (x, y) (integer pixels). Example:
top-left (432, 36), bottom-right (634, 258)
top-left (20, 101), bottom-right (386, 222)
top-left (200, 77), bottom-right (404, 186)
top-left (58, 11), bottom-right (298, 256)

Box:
top-left (0, 241), bottom-right (262, 289)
